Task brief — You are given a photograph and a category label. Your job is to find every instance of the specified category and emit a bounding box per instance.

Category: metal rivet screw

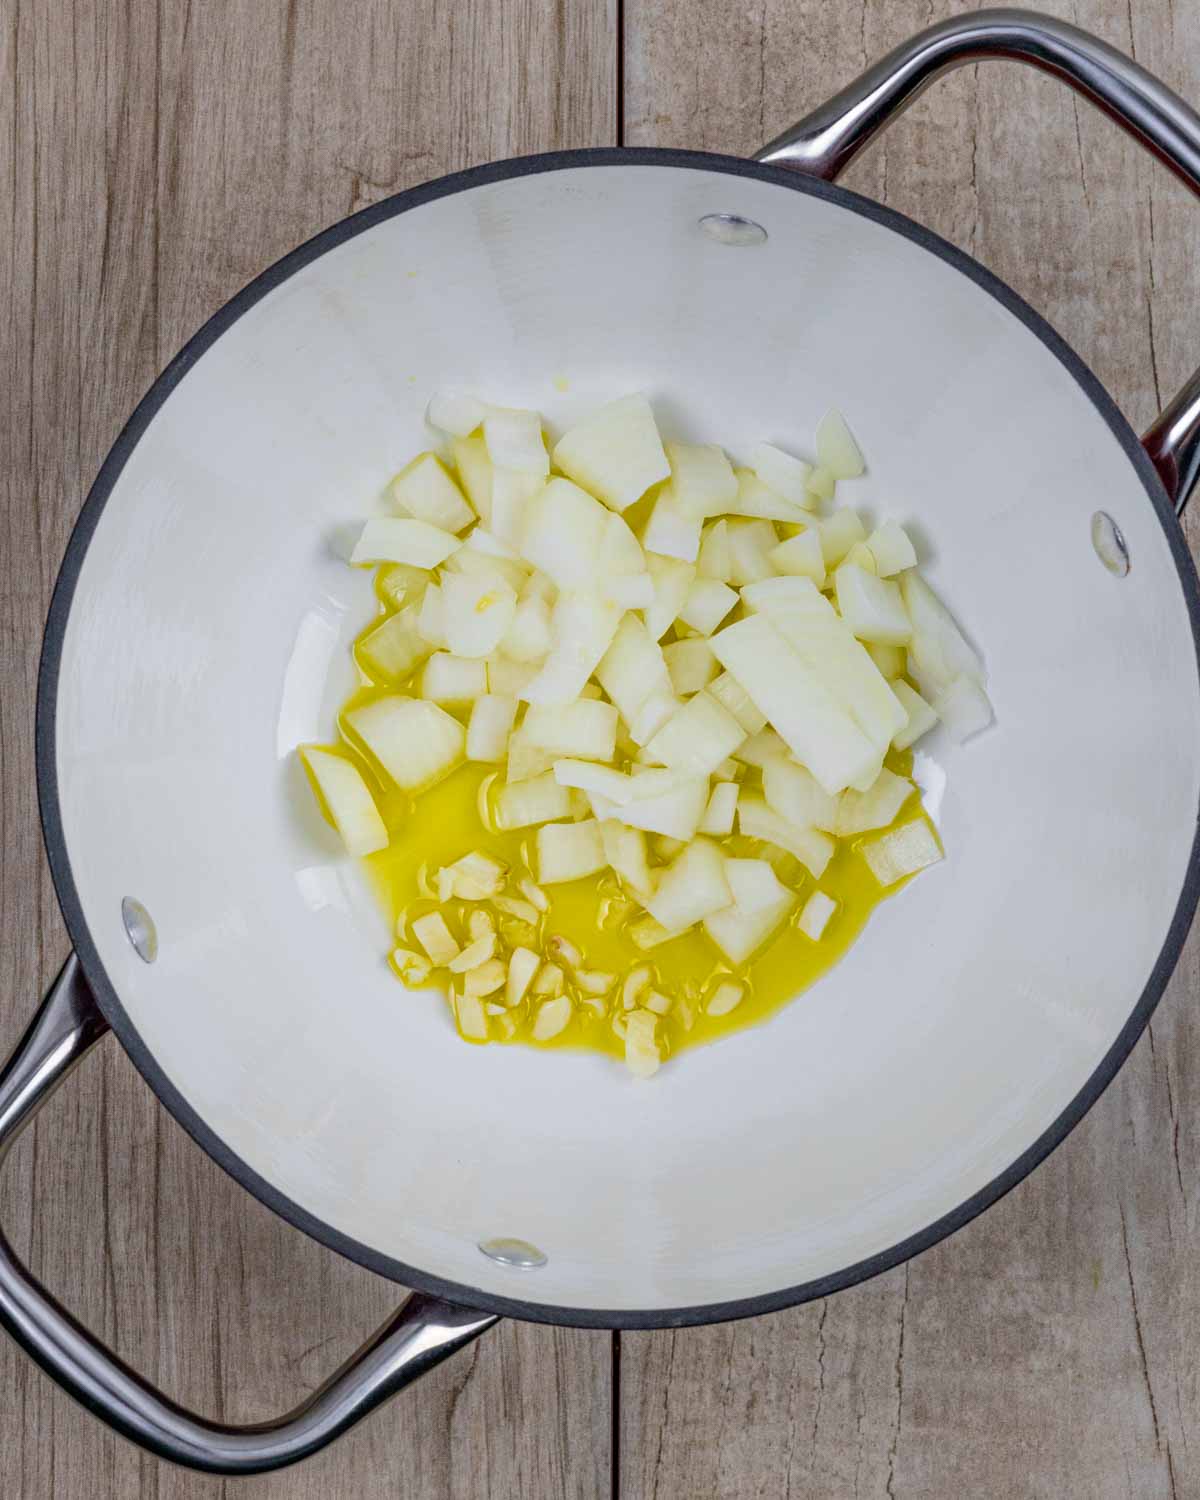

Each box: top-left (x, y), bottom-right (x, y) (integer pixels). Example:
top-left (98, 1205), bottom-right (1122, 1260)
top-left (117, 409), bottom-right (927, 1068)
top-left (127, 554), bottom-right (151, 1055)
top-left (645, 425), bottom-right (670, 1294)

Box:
top-left (1091, 511), bottom-right (1130, 576)
top-left (698, 213), bottom-right (768, 246)
top-left (121, 898), bottom-right (158, 964)
top-left (478, 1237), bottom-right (547, 1269)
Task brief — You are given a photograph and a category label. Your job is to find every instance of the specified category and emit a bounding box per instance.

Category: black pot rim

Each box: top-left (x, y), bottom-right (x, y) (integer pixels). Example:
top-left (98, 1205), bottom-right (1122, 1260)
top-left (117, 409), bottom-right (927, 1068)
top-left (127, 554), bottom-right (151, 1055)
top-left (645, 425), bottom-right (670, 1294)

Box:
top-left (35, 146), bottom-right (1200, 1331)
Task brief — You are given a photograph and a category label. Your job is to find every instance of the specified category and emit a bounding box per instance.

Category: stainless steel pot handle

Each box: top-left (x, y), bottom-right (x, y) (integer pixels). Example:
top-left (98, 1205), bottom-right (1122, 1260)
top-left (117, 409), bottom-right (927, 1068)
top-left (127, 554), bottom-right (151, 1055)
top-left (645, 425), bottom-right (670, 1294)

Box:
top-left (0, 955), bottom-right (498, 1474)
top-left (757, 6), bottom-right (1200, 516)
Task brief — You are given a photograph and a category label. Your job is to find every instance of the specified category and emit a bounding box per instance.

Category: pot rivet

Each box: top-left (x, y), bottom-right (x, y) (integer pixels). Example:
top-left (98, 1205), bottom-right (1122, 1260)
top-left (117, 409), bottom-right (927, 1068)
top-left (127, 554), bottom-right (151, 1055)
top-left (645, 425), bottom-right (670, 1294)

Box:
top-left (1091, 511), bottom-right (1130, 577)
top-left (698, 213), bottom-right (767, 246)
top-left (121, 898), bottom-right (158, 964)
top-left (478, 1237), bottom-right (547, 1269)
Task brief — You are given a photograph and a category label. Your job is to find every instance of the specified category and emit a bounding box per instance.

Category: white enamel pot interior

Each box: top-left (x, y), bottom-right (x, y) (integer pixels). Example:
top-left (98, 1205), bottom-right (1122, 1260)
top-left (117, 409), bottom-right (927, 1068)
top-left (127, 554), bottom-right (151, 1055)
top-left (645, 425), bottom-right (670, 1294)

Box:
top-left (40, 151), bottom-right (1200, 1326)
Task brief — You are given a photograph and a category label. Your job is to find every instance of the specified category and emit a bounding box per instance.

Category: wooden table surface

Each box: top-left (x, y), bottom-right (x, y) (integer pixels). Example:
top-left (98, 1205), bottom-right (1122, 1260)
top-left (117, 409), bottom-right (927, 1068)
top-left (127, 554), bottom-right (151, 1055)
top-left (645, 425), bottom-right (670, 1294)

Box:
top-left (4, 1), bottom-right (1200, 1495)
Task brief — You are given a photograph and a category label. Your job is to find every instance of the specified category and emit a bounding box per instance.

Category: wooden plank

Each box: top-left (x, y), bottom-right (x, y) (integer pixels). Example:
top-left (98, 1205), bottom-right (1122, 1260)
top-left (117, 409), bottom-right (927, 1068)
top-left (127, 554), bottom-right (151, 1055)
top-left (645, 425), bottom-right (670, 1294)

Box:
top-left (622, 1), bottom-right (1200, 1496)
top-left (0, 2), bottom-right (615, 1497)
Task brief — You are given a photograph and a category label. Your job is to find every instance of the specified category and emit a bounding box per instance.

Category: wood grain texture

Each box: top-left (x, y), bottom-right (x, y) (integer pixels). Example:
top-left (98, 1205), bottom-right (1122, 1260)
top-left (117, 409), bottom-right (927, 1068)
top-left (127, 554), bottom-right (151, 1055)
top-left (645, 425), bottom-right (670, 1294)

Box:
top-left (0, 2), bottom-right (614, 1497)
top-left (623, 2), bottom-right (1200, 1497)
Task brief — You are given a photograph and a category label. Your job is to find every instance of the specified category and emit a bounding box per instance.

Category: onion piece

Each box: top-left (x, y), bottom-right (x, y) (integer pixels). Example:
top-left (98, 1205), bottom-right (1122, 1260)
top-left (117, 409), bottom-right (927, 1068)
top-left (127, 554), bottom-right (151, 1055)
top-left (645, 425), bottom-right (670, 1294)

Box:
top-left (732, 468), bottom-right (809, 523)
top-left (833, 768), bottom-right (914, 835)
top-left (427, 390), bottom-right (487, 438)
top-left (699, 780), bottom-right (738, 835)
top-left (551, 393), bottom-right (670, 513)
top-left (643, 486), bottom-right (702, 562)
top-left (816, 409), bottom-right (865, 479)
top-left (483, 407), bottom-right (549, 475)
top-left (520, 478), bottom-right (609, 589)
top-left (934, 675), bottom-right (994, 743)
top-left (494, 771), bottom-right (573, 829)
top-left (346, 696), bottom-right (465, 793)
top-left (737, 794), bottom-right (835, 878)
top-left (891, 679), bottom-right (940, 750)
top-left (663, 637), bottom-right (718, 696)
top-left (440, 573), bottom-right (518, 658)
top-left (816, 509), bottom-right (866, 566)
top-left (298, 747), bottom-right (388, 857)
top-left (643, 692), bottom-right (746, 777)
top-left (798, 890), bottom-right (837, 940)
top-left (726, 519), bottom-right (778, 584)
top-left (664, 441), bottom-right (738, 520)
top-left (523, 699), bottom-right (618, 760)
top-left (644, 555), bottom-right (696, 640)
top-left (521, 591), bottom-right (622, 706)
top-left (862, 819), bottom-right (943, 886)
top-left (419, 652), bottom-right (489, 704)
top-left (707, 672), bottom-right (767, 734)
top-left (600, 821), bottom-right (654, 897)
top-left (697, 519), bottom-right (732, 581)
top-left (750, 442), bottom-right (813, 508)
top-left (537, 819), bottom-right (606, 883)
top-left (769, 530), bottom-right (825, 585)
top-left (390, 452), bottom-right (475, 533)
top-left (677, 577), bottom-right (738, 635)
top-left (834, 564), bottom-right (912, 646)
top-left (645, 838), bottom-right (732, 934)
top-left (451, 432), bottom-right (493, 522)
top-left (466, 695), bottom-right (518, 762)
top-left (356, 605), bottom-right (432, 683)
top-left (351, 518), bottom-right (461, 569)
top-left (763, 758), bottom-right (839, 832)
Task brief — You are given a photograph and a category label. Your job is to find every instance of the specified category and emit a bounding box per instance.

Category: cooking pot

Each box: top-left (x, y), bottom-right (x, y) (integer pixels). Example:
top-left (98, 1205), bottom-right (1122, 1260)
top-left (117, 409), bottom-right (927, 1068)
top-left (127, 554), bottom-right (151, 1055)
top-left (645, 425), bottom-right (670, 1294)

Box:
top-left (6, 8), bottom-right (1200, 1474)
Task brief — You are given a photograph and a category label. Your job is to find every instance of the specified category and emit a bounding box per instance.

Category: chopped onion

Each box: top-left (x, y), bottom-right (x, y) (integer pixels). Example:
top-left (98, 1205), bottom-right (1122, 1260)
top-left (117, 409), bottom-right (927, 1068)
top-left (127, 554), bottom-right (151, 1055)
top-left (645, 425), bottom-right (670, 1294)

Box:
top-left (490, 467), bottom-right (545, 546)
top-left (816, 509), bottom-right (866, 566)
top-left (419, 652), bottom-right (488, 704)
top-left (862, 819), bottom-right (943, 886)
top-left (427, 390), bottom-right (487, 438)
top-left (351, 518), bottom-right (462, 569)
top-left (417, 582), bottom-right (447, 647)
top-left (697, 519), bottom-right (732, 581)
top-left (663, 637), bottom-right (718, 696)
top-left (643, 486), bottom-right (702, 561)
top-left (521, 478), bottom-right (609, 589)
top-left (643, 692), bottom-right (746, 777)
top-left (798, 890), bottom-right (837, 940)
top-left (299, 747), bottom-right (388, 856)
top-left (738, 794), bottom-right (835, 878)
top-left (866, 520), bottom-right (917, 576)
top-left (891, 679), bottom-right (939, 749)
top-left (750, 442), bottom-right (813, 507)
top-left (537, 819), bottom-right (606, 883)
top-left (484, 406), bottom-right (549, 475)
top-left (466, 695), bottom-right (518, 762)
top-left (523, 699), bottom-right (618, 760)
top-left (495, 770), bottom-right (572, 828)
top-left (703, 878), bottom-right (795, 966)
top-left (763, 758), bottom-right (839, 832)
top-left (551, 393), bottom-right (670, 513)
top-left (709, 615), bottom-right (880, 795)
top-left (521, 591), bottom-right (621, 705)
top-left (834, 767), bottom-right (914, 835)
top-left (699, 780), bottom-right (738, 835)
top-left (501, 594), bottom-right (553, 661)
top-left (835, 563), bottom-right (912, 646)
top-left (605, 772), bottom-right (709, 841)
top-left (644, 554), bottom-right (696, 640)
top-left (769, 530), bottom-right (825, 585)
top-left (553, 759), bottom-right (638, 803)
top-left (934, 675), bottom-right (994, 743)
top-left (726, 519), bottom-right (777, 584)
top-left (346, 696), bottom-right (465, 793)
top-left (451, 433), bottom-right (493, 522)
top-left (596, 614), bottom-right (672, 720)
top-left (390, 452), bottom-right (475, 534)
top-left (677, 577), bottom-right (737, 635)
top-left (866, 641), bottom-right (906, 679)
top-left (816, 409), bottom-right (865, 479)
top-left (441, 572), bottom-right (517, 658)
top-left (664, 441), bottom-right (738, 519)
top-left (901, 571), bottom-right (985, 697)
top-left (600, 820), bottom-right (654, 897)
top-left (357, 605), bottom-right (432, 683)
top-left (732, 468), bottom-right (809, 523)
top-left (626, 687), bottom-right (682, 747)
top-left (645, 838), bottom-right (732, 933)
top-left (707, 672), bottom-right (767, 734)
